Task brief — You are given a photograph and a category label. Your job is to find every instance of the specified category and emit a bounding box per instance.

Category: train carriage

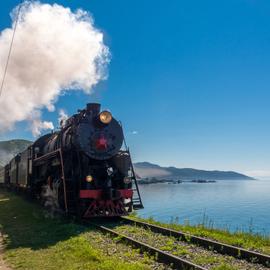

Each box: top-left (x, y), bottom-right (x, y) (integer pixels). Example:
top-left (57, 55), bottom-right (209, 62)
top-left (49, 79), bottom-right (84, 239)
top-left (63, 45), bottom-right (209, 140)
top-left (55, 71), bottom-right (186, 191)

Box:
top-left (10, 157), bottom-right (18, 185)
top-left (0, 166), bottom-right (5, 185)
top-left (17, 149), bottom-right (30, 187)
top-left (0, 165), bottom-right (10, 186)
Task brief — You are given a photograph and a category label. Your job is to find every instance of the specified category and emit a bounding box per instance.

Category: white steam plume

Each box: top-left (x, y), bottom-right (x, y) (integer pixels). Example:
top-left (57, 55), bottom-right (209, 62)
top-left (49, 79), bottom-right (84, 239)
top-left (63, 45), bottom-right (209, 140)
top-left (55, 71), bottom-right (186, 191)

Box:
top-left (0, 1), bottom-right (110, 136)
top-left (58, 109), bottom-right (68, 127)
top-left (29, 110), bottom-right (54, 137)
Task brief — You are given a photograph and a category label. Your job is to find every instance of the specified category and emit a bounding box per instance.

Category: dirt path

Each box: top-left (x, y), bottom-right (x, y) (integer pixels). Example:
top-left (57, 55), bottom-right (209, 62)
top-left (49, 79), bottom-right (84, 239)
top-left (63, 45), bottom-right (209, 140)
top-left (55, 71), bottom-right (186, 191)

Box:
top-left (0, 233), bottom-right (11, 270)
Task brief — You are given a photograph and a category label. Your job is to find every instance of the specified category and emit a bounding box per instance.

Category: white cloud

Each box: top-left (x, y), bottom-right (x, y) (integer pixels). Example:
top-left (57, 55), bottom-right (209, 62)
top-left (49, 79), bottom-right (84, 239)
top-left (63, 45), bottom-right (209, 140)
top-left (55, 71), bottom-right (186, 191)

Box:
top-left (131, 131), bottom-right (138, 135)
top-left (0, 1), bottom-right (110, 136)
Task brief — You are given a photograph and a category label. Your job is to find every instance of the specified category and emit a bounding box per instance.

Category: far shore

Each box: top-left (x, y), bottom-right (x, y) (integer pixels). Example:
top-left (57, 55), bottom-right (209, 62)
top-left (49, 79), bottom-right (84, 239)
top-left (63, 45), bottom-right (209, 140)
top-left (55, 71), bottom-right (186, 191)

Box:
top-left (138, 178), bottom-right (256, 185)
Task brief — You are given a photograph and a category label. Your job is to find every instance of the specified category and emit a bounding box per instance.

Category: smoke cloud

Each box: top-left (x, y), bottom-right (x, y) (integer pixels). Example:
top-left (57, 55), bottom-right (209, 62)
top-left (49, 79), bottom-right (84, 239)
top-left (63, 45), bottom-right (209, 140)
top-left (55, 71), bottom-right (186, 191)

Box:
top-left (58, 109), bottom-right (68, 127)
top-left (0, 1), bottom-right (110, 136)
top-left (29, 110), bottom-right (54, 137)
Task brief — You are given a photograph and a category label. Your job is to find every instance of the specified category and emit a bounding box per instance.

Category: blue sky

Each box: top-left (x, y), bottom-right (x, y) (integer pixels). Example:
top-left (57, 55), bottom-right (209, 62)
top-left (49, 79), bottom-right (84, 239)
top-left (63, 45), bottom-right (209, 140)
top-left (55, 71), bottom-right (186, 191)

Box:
top-left (1, 0), bottom-right (270, 177)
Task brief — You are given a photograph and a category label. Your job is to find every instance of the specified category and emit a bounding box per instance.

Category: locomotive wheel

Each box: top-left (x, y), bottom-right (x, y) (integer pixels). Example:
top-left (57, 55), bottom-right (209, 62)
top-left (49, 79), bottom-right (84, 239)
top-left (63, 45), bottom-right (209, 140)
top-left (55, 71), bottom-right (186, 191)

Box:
top-left (39, 177), bottom-right (69, 215)
top-left (41, 184), bottom-right (61, 215)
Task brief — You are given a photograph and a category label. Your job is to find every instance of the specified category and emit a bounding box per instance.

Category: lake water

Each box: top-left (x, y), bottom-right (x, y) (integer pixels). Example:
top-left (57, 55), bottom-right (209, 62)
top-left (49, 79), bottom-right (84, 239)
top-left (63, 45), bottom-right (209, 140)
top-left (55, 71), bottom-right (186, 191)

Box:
top-left (137, 180), bottom-right (270, 235)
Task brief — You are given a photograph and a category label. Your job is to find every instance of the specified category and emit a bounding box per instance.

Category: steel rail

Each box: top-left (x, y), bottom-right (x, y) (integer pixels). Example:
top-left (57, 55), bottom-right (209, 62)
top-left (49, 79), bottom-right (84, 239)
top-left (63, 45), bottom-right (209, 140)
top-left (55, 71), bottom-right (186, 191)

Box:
top-left (91, 222), bottom-right (207, 270)
top-left (121, 217), bottom-right (270, 267)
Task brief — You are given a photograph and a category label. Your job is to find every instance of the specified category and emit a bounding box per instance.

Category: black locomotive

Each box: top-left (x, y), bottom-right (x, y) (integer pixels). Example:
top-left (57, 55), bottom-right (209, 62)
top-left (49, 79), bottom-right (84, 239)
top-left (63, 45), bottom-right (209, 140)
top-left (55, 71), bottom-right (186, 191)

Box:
top-left (0, 103), bottom-right (143, 217)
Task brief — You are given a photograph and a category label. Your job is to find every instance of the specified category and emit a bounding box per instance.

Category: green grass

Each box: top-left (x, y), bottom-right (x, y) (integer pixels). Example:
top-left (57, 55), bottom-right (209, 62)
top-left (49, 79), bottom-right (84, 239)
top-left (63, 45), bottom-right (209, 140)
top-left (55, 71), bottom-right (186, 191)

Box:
top-left (0, 191), bottom-right (160, 270)
top-left (128, 213), bottom-right (270, 254)
top-left (212, 264), bottom-right (238, 270)
top-left (114, 224), bottom-right (254, 269)
top-left (2, 190), bottom-right (270, 270)
top-left (193, 255), bottom-right (223, 265)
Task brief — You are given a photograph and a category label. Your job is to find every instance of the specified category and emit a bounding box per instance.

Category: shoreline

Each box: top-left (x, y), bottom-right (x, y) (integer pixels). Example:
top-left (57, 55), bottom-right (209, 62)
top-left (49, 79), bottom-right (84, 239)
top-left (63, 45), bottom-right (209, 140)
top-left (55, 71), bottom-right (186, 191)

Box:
top-left (138, 178), bottom-right (255, 185)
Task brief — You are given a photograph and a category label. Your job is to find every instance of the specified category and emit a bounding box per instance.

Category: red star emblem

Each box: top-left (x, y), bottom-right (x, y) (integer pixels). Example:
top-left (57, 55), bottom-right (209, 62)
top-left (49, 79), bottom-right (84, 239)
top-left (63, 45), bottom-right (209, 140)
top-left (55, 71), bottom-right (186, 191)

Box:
top-left (95, 136), bottom-right (108, 150)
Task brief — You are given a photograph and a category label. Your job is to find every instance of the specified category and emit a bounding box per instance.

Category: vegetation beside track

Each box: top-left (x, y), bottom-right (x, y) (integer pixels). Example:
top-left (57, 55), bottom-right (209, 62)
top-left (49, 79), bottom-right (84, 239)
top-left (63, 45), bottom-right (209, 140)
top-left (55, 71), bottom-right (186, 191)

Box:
top-left (1, 189), bottom-right (270, 270)
top-left (113, 224), bottom-right (269, 270)
top-left (128, 214), bottom-right (270, 255)
top-left (0, 191), bottom-right (167, 270)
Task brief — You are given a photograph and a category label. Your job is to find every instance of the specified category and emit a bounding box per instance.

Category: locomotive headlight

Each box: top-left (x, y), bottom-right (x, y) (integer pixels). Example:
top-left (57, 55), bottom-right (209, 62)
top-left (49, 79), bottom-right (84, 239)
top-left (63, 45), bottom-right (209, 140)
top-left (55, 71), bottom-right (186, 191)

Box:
top-left (86, 175), bottom-right (93, 182)
top-left (99, 111), bottom-right (112, 124)
top-left (124, 177), bottom-right (132, 184)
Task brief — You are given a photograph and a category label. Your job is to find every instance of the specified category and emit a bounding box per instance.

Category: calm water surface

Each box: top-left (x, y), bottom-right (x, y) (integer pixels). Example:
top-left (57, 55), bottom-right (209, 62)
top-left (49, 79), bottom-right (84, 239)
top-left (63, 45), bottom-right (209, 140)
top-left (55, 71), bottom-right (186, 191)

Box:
top-left (138, 180), bottom-right (270, 235)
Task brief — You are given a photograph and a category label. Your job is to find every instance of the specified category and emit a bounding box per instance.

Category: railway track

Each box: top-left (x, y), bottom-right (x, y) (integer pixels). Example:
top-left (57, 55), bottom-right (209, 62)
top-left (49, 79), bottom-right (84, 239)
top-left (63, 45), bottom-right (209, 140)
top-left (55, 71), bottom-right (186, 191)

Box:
top-left (90, 221), bottom-right (207, 270)
top-left (89, 218), bottom-right (270, 270)
top-left (120, 217), bottom-right (270, 268)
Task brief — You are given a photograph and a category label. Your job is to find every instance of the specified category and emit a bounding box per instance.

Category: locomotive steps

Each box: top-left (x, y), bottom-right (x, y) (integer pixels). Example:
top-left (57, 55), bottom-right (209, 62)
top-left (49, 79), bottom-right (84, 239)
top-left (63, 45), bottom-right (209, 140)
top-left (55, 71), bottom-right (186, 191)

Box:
top-left (1, 190), bottom-right (270, 270)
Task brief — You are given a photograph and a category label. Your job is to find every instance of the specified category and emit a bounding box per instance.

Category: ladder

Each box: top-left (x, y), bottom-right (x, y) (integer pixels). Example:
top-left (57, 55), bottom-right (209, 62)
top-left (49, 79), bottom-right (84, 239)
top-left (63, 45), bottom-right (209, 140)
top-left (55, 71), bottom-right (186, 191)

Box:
top-left (120, 124), bottom-right (143, 210)
top-left (128, 149), bottom-right (144, 210)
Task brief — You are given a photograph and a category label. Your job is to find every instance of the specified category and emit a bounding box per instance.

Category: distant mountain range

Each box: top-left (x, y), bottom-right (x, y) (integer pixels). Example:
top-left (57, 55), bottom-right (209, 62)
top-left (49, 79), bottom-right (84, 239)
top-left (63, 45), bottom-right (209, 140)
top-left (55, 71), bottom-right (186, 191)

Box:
top-left (134, 162), bottom-right (254, 181)
top-left (0, 139), bottom-right (32, 167)
top-left (0, 140), bottom-right (254, 181)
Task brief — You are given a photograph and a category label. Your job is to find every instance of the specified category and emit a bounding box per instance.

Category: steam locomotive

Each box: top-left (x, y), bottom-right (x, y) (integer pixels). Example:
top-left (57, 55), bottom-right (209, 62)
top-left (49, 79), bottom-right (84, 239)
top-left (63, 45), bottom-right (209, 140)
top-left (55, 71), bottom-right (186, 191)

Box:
top-left (0, 103), bottom-right (143, 217)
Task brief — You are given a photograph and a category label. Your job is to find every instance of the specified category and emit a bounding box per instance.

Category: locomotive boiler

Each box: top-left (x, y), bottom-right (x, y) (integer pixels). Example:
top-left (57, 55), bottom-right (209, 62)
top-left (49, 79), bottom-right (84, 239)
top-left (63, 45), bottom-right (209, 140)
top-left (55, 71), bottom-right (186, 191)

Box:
top-left (0, 103), bottom-right (143, 217)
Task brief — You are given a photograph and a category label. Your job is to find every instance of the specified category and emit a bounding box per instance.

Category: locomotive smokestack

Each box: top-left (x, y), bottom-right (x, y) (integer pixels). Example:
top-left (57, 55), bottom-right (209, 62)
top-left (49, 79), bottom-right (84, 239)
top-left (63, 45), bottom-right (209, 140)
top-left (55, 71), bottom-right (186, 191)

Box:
top-left (86, 103), bottom-right (101, 116)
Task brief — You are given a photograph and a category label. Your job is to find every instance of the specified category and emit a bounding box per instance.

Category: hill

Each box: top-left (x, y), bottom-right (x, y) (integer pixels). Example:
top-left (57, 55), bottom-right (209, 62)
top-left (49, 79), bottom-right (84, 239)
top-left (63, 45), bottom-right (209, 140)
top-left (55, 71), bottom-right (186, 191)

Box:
top-left (0, 140), bottom-right (254, 181)
top-left (134, 162), bottom-right (254, 181)
top-left (0, 139), bottom-right (32, 167)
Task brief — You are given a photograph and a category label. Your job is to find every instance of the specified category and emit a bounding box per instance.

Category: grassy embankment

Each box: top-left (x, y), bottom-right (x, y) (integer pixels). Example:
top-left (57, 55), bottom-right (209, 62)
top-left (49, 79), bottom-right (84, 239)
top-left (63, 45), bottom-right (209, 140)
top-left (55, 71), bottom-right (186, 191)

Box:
top-left (0, 191), bottom-right (165, 270)
top-left (128, 214), bottom-right (270, 255)
top-left (1, 189), bottom-right (270, 270)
